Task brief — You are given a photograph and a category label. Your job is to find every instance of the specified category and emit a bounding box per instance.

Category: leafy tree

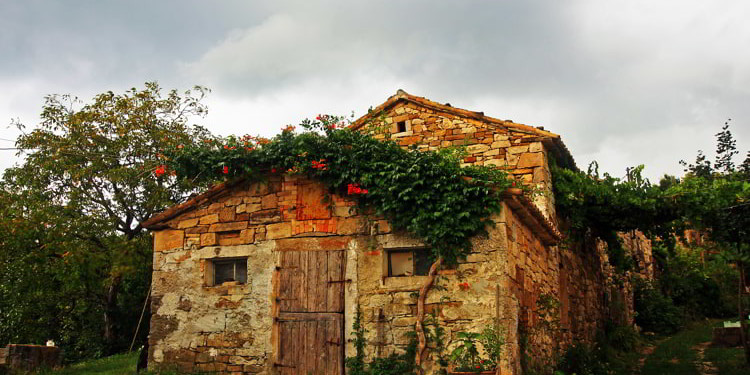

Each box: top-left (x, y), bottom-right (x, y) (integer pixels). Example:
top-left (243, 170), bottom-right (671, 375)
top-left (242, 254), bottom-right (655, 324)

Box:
top-left (0, 83), bottom-right (213, 358)
top-left (714, 119), bottom-right (738, 173)
top-left (666, 121), bottom-right (750, 364)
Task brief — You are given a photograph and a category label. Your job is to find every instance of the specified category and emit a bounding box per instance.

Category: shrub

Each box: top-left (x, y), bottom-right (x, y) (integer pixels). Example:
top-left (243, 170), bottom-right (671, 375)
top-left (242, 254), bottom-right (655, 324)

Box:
top-left (555, 342), bottom-right (607, 375)
top-left (633, 279), bottom-right (682, 334)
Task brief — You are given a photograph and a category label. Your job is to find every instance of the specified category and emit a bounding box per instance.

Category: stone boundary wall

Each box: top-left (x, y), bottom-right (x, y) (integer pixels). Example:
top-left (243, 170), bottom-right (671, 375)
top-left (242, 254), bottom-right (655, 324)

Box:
top-left (0, 344), bottom-right (61, 372)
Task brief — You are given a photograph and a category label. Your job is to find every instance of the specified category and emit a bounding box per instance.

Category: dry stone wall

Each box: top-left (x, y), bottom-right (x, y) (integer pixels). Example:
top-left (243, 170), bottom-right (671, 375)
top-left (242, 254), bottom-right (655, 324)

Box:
top-left (148, 176), bottom-right (377, 374)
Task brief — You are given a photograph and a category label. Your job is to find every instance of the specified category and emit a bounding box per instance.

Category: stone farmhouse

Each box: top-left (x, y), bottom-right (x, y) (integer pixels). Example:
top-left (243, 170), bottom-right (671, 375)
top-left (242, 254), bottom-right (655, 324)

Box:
top-left (141, 91), bottom-right (652, 375)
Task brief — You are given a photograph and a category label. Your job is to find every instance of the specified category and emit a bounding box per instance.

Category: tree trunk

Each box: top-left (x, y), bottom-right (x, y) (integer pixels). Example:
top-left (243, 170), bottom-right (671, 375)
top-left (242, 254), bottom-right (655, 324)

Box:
top-left (415, 257), bottom-right (443, 372)
top-left (103, 274), bottom-right (123, 354)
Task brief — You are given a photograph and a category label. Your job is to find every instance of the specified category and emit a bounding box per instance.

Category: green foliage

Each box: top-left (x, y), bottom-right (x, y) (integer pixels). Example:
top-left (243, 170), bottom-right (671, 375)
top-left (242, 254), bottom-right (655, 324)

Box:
top-left (0, 83), bottom-right (212, 361)
top-left (520, 294), bottom-right (561, 375)
top-left (659, 246), bottom-right (737, 319)
top-left (449, 332), bottom-right (485, 372)
top-left (424, 314), bottom-right (448, 374)
top-left (551, 162), bottom-right (675, 271)
top-left (555, 342), bottom-right (608, 375)
top-left (633, 278), bottom-right (682, 334)
top-left (446, 325), bottom-right (505, 372)
top-left (345, 307), bottom-right (368, 375)
top-left (166, 116), bottom-right (513, 265)
top-left (344, 307), bottom-right (417, 375)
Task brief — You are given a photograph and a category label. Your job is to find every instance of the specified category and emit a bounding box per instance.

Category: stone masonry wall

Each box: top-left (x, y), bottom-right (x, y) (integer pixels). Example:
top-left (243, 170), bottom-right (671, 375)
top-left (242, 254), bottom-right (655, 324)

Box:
top-left (497, 205), bottom-right (647, 374)
top-left (148, 176), bottom-right (379, 374)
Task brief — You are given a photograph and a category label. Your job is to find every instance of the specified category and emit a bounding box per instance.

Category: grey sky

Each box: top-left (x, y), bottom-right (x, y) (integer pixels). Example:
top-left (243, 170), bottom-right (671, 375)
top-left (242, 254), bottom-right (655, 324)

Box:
top-left (2, 0), bottom-right (748, 180)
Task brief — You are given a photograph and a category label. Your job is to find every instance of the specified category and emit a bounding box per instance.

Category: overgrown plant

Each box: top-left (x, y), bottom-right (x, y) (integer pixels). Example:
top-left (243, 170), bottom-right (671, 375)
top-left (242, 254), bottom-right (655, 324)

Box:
top-left (345, 307), bottom-right (418, 375)
top-left (165, 115), bottom-right (512, 266)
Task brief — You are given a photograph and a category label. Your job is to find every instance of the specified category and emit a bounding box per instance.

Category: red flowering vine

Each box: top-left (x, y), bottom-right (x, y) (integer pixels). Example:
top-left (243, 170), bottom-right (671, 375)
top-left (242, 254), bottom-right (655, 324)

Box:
top-left (458, 282), bottom-right (470, 290)
top-left (311, 159), bottom-right (327, 170)
top-left (347, 183), bottom-right (368, 195)
top-left (154, 165), bottom-right (166, 177)
top-left (222, 166), bottom-right (229, 174)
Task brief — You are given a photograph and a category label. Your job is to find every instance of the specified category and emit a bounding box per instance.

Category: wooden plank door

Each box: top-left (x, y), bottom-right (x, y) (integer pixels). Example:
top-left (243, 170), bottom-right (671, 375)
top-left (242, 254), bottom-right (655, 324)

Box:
top-left (277, 250), bottom-right (346, 375)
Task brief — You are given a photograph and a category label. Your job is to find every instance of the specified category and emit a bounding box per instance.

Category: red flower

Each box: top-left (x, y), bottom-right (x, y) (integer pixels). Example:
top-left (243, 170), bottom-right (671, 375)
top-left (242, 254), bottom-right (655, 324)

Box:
top-left (154, 165), bottom-right (166, 177)
top-left (222, 166), bottom-right (229, 174)
top-left (458, 282), bottom-right (471, 290)
top-left (476, 365), bottom-right (481, 369)
top-left (271, 168), bottom-right (277, 173)
top-left (347, 183), bottom-right (368, 195)
top-left (311, 159), bottom-right (328, 170)
top-left (223, 145), bottom-right (229, 149)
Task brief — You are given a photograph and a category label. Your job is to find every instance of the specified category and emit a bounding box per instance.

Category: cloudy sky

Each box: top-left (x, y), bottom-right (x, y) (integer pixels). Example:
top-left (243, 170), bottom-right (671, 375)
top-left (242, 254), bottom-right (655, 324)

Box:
top-left (1, 0), bottom-right (749, 180)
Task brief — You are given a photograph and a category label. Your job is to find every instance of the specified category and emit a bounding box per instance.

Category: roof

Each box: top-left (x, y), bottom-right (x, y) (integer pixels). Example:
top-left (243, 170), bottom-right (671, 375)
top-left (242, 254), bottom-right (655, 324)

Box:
top-left (502, 189), bottom-right (562, 246)
top-left (141, 178), bottom-right (246, 229)
top-left (350, 90), bottom-right (577, 170)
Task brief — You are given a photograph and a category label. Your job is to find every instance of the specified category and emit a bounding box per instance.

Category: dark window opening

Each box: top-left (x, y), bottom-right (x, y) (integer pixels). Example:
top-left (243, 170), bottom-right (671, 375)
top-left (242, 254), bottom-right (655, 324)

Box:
top-left (213, 258), bottom-right (248, 285)
top-left (397, 121), bottom-right (407, 133)
top-left (387, 249), bottom-right (431, 277)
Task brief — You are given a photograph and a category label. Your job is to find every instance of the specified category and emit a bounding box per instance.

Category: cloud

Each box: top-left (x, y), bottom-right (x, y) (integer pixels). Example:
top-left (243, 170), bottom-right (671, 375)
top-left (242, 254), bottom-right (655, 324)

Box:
top-left (2, 0), bottom-right (750, 180)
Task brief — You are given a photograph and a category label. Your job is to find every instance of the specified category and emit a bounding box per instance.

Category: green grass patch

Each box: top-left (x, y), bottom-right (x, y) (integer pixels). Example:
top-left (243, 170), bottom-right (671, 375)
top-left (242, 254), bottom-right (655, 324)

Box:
top-left (705, 345), bottom-right (747, 375)
top-left (640, 320), bottom-right (715, 375)
top-left (43, 352), bottom-right (138, 375)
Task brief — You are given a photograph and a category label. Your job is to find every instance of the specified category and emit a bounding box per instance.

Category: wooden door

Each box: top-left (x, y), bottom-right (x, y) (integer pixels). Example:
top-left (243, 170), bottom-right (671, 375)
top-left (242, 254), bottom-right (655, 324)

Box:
top-left (277, 250), bottom-right (346, 375)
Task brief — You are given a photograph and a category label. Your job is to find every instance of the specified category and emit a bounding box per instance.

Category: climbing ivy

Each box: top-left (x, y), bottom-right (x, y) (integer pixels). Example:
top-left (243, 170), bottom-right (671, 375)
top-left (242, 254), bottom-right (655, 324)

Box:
top-left (164, 115), bottom-right (513, 264)
top-left (550, 162), bottom-right (677, 270)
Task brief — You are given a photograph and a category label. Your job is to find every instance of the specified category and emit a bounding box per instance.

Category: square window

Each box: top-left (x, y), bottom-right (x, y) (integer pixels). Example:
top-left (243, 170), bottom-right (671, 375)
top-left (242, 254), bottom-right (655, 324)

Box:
top-left (397, 121), bottom-right (407, 133)
top-left (387, 249), bottom-right (431, 277)
top-left (210, 258), bottom-right (247, 285)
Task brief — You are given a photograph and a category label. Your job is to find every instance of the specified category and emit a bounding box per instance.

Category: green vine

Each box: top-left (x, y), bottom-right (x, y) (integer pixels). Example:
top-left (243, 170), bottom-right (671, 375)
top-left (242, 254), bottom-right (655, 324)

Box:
top-left (550, 162), bottom-right (676, 270)
top-left (164, 115), bottom-right (512, 264)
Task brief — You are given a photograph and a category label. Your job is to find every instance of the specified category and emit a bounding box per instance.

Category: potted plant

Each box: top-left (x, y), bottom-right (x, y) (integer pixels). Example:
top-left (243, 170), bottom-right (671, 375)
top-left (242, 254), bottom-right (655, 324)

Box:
top-left (449, 325), bottom-right (504, 374)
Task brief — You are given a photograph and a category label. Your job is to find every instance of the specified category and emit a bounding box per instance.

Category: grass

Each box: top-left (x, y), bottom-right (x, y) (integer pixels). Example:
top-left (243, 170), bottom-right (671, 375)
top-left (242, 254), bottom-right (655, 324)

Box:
top-left (39, 351), bottom-right (213, 375)
top-left (42, 352), bottom-right (139, 375)
top-left (639, 319), bottom-right (750, 375)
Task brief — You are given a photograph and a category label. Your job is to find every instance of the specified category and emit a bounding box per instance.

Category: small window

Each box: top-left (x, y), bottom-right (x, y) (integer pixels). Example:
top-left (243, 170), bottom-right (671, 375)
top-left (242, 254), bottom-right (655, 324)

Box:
top-left (212, 258), bottom-right (247, 285)
top-left (397, 121), bottom-right (407, 133)
top-left (387, 249), bottom-right (432, 277)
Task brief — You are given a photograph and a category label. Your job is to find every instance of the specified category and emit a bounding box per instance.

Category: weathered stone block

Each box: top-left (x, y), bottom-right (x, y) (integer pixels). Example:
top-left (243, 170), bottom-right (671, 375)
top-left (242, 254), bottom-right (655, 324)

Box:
top-left (467, 144), bottom-right (490, 154)
top-left (199, 214), bottom-right (220, 225)
top-left (154, 230), bottom-right (184, 252)
top-left (261, 194), bottom-right (278, 209)
top-left (200, 233), bottom-right (218, 247)
top-left (266, 222), bottom-right (292, 239)
top-left (517, 152), bottom-right (544, 168)
top-left (209, 222), bottom-right (248, 232)
top-left (219, 207), bottom-right (236, 222)
top-left (508, 145), bottom-right (529, 154)
top-left (178, 218), bottom-right (200, 229)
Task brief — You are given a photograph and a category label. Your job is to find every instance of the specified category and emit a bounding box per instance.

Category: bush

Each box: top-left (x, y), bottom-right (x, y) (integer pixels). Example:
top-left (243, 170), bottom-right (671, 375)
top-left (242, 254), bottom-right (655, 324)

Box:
top-left (634, 279), bottom-right (682, 334)
top-left (605, 324), bottom-right (640, 352)
top-left (555, 342), bottom-right (607, 375)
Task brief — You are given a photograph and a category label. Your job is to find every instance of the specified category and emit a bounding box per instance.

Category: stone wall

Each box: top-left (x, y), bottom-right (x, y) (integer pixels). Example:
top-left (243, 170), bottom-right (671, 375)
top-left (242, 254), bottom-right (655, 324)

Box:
top-left (0, 344), bottom-right (61, 372)
top-left (148, 176), bottom-right (376, 374)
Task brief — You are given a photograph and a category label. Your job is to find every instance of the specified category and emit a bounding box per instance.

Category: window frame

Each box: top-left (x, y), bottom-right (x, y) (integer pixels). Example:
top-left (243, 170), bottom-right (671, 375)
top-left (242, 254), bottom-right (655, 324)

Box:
top-left (385, 247), bottom-right (431, 277)
top-left (205, 257), bottom-right (248, 286)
